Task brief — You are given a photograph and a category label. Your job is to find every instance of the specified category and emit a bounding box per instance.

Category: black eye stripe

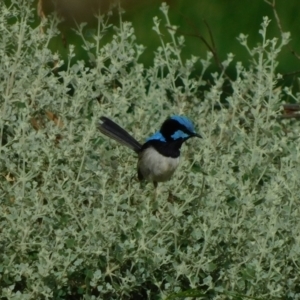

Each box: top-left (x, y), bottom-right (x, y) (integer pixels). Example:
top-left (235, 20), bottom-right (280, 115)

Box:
top-left (160, 119), bottom-right (193, 139)
top-left (175, 124), bottom-right (192, 134)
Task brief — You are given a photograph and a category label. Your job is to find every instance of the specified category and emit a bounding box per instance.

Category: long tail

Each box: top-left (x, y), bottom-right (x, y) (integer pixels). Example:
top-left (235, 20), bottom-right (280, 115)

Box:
top-left (98, 116), bottom-right (142, 153)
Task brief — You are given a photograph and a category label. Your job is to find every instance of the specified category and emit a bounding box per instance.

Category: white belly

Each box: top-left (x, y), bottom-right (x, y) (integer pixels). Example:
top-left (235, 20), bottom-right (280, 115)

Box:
top-left (138, 147), bottom-right (180, 183)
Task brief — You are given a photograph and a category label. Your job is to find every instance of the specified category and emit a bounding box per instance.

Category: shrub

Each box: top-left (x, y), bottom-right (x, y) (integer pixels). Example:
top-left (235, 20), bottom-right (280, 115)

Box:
top-left (1, 1), bottom-right (300, 299)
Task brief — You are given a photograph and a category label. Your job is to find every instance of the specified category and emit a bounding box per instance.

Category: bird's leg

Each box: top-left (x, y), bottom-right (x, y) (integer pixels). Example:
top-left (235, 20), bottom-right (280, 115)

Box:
top-left (151, 181), bottom-right (160, 214)
top-left (152, 181), bottom-right (158, 200)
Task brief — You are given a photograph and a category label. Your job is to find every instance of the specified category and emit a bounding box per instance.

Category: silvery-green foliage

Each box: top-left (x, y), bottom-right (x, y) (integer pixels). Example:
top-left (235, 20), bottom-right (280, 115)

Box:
top-left (1, 1), bottom-right (300, 299)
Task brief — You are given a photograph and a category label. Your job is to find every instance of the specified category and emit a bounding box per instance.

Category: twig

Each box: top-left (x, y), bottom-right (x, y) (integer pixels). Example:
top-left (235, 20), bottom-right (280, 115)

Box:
top-left (203, 19), bottom-right (216, 53)
top-left (264, 0), bottom-right (300, 60)
top-left (173, 12), bottom-right (229, 77)
top-left (278, 114), bottom-right (300, 120)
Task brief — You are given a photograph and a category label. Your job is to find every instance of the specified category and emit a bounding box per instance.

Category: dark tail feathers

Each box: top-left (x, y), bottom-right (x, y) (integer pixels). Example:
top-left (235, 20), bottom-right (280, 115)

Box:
top-left (98, 116), bottom-right (142, 153)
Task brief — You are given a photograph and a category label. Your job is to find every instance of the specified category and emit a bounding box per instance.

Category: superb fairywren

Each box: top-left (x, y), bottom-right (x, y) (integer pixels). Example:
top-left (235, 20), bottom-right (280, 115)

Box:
top-left (98, 116), bottom-right (201, 187)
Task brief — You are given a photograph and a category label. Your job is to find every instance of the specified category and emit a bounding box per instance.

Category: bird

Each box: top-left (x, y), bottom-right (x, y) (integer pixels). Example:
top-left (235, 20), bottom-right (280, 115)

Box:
top-left (98, 115), bottom-right (201, 188)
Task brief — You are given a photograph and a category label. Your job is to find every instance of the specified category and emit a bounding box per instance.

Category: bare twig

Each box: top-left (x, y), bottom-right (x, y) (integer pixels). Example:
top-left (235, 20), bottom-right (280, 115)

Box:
top-left (278, 114), bottom-right (300, 120)
top-left (264, 0), bottom-right (300, 60)
top-left (166, 24), bottom-right (236, 87)
top-left (171, 12), bottom-right (230, 78)
top-left (203, 19), bottom-right (216, 53)
top-left (280, 70), bottom-right (300, 77)
top-left (166, 25), bottom-right (220, 65)
top-left (283, 104), bottom-right (300, 111)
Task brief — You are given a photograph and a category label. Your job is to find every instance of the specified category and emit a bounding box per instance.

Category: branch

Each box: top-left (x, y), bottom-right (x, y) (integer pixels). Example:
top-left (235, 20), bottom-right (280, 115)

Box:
top-left (264, 0), bottom-right (300, 60)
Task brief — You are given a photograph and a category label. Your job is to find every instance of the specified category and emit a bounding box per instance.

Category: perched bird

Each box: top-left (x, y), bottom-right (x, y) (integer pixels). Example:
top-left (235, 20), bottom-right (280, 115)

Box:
top-left (98, 116), bottom-right (201, 187)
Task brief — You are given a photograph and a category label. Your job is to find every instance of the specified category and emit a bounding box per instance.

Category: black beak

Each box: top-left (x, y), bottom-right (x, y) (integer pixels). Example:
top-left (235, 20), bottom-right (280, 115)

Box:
top-left (193, 133), bottom-right (202, 138)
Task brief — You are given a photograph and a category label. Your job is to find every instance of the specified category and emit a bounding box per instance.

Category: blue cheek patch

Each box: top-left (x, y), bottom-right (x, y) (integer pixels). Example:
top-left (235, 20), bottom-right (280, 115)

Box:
top-left (146, 131), bottom-right (166, 142)
top-left (171, 130), bottom-right (189, 140)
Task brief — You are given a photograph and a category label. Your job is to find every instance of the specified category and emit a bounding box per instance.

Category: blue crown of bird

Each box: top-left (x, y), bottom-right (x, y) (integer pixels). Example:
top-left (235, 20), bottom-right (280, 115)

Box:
top-left (98, 115), bottom-right (201, 188)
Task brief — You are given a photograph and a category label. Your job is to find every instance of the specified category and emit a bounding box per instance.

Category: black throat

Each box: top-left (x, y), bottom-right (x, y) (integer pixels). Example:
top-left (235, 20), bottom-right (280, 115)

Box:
top-left (141, 139), bottom-right (185, 158)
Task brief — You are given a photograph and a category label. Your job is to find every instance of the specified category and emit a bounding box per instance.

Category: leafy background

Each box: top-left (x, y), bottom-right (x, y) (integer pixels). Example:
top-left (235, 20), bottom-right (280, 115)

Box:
top-left (1, 0), bottom-right (300, 299)
top-left (40, 0), bottom-right (300, 73)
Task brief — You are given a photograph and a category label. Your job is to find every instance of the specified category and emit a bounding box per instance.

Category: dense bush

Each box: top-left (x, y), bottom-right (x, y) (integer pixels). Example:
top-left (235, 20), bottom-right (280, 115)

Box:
top-left (1, 1), bottom-right (300, 299)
